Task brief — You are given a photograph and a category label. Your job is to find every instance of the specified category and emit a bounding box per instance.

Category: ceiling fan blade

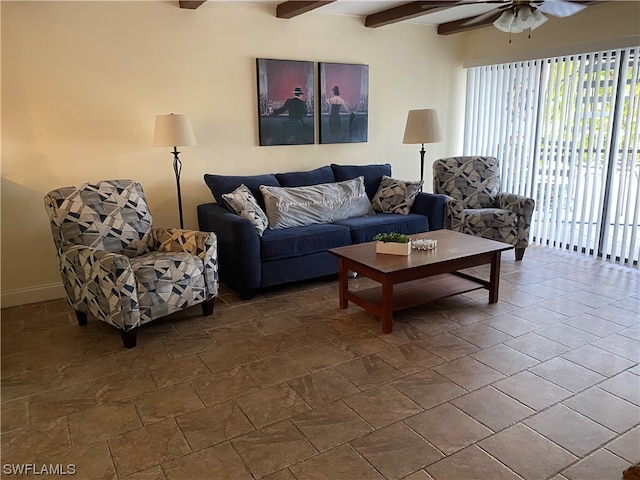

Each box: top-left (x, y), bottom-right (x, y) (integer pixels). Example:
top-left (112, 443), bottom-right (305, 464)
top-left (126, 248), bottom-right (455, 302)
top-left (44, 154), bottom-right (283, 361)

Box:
top-left (461, 6), bottom-right (504, 26)
top-left (537, 0), bottom-right (587, 17)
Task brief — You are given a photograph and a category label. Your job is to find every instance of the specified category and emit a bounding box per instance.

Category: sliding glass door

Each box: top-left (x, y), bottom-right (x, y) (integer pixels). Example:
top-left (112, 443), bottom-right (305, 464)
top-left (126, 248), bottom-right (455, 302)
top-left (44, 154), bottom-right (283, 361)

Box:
top-left (464, 47), bottom-right (640, 266)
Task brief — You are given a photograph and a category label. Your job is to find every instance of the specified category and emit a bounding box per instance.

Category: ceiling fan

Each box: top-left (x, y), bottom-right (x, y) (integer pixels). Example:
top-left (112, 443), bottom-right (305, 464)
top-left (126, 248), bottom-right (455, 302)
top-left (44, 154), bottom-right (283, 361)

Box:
top-left (465, 0), bottom-right (588, 36)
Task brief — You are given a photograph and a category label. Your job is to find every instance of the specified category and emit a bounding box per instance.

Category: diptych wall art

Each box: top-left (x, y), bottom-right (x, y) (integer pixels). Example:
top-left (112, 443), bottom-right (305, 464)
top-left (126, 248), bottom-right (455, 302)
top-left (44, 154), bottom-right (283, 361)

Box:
top-left (319, 62), bottom-right (369, 144)
top-left (256, 59), bottom-right (369, 146)
top-left (256, 58), bottom-right (315, 146)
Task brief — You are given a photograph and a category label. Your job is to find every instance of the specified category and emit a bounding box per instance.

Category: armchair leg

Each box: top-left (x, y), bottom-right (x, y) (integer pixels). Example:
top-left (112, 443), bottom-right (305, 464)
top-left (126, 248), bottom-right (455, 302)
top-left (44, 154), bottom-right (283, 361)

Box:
top-left (202, 298), bottom-right (216, 317)
top-left (120, 329), bottom-right (138, 349)
top-left (515, 247), bottom-right (525, 261)
top-left (75, 310), bottom-right (88, 326)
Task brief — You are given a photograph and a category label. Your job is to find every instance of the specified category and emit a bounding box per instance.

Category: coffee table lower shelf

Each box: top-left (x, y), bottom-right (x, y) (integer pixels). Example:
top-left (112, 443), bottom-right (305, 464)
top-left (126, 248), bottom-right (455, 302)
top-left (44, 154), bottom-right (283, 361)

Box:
top-left (344, 273), bottom-right (484, 330)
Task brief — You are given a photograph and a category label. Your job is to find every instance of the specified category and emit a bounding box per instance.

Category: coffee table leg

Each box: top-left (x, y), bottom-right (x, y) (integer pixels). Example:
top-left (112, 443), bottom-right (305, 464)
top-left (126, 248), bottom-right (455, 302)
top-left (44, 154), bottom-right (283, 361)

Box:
top-left (381, 280), bottom-right (393, 333)
top-left (489, 252), bottom-right (501, 304)
top-left (338, 258), bottom-right (348, 309)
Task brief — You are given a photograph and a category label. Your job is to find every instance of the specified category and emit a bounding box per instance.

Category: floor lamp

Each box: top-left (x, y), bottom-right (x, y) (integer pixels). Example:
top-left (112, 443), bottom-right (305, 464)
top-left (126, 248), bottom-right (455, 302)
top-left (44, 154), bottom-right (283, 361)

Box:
top-left (153, 113), bottom-right (196, 229)
top-left (402, 109), bottom-right (442, 191)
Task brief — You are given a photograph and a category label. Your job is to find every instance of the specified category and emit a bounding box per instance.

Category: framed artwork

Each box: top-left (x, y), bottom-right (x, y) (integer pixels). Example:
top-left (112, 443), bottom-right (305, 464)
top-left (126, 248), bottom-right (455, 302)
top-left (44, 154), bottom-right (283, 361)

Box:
top-left (319, 62), bottom-right (369, 144)
top-left (256, 58), bottom-right (315, 146)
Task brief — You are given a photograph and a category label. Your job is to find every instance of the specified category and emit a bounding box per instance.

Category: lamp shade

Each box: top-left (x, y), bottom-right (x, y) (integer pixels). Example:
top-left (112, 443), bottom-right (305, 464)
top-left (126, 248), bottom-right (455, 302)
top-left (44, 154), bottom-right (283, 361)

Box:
top-left (402, 109), bottom-right (442, 145)
top-left (153, 114), bottom-right (196, 147)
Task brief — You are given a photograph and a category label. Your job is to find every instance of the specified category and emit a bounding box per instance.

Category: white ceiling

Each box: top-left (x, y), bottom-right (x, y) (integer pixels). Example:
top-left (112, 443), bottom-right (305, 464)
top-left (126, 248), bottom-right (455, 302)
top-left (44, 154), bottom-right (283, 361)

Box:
top-left (247, 0), bottom-right (501, 26)
top-left (316, 1), bottom-right (500, 25)
top-left (240, 0), bottom-right (601, 31)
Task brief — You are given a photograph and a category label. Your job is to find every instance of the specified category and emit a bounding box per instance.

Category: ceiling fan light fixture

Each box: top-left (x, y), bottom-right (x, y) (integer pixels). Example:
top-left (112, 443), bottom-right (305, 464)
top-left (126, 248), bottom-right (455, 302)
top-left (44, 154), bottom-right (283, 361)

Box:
top-left (493, 10), bottom-right (525, 33)
top-left (493, 3), bottom-right (547, 35)
top-left (530, 9), bottom-right (548, 30)
top-left (493, 10), bottom-right (516, 33)
top-left (514, 5), bottom-right (535, 29)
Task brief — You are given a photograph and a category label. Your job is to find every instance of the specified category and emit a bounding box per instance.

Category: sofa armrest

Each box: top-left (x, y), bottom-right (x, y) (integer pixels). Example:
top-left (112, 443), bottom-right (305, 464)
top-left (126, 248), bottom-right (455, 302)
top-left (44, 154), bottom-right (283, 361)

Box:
top-left (410, 192), bottom-right (447, 230)
top-left (197, 202), bottom-right (261, 297)
top-left (59, 245), bottom-right (140, 331)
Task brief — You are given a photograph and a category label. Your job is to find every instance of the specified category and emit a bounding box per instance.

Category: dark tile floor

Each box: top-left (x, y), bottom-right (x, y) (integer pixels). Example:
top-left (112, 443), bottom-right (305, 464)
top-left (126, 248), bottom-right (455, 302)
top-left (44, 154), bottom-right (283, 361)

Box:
top-left (1, 245), bottom-right (638, 479)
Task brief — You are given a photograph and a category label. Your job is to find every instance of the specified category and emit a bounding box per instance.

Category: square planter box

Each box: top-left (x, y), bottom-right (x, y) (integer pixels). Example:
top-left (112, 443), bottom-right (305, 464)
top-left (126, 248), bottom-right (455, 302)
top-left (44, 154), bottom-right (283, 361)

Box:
top-left (376, 241), bottom-right (411, 255)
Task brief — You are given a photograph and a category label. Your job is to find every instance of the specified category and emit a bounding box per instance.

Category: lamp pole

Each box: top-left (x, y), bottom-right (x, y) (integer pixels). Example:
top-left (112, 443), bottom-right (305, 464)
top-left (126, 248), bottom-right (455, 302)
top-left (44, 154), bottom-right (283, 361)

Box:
top-left (419, 143), bottom-right (426, 192)
top-left (402, 109), bottom-right (442, 193)
top-left (171, 146), bottom-right (184, 229)
top-left (153, 113), bottom-right (195, 230)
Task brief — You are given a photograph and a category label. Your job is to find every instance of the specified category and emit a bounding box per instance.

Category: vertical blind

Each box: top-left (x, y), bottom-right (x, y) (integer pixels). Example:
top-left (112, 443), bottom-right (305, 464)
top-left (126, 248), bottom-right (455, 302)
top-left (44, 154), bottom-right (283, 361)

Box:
top-left (464, 47), bottom-right (640, 267)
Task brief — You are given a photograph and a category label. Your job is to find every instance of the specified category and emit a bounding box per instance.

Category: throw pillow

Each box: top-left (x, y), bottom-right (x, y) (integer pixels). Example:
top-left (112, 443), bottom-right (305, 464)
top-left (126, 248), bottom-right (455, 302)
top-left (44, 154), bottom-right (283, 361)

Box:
top-left (221, 184), bottom-right (269, 236)
top-left (371, 175), bottom-right (422, 215)
top-left (204, 173), bottom-right (279, 211)
top-left (260, 176), bottom-right (373, 229)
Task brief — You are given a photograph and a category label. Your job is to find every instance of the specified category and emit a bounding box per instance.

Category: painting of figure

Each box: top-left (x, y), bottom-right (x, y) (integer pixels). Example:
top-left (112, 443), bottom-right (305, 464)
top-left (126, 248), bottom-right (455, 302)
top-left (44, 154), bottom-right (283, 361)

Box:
top-left (319, 63), bottom-right (369, 144)
top-left (257, 58), bottom-right (315, 146)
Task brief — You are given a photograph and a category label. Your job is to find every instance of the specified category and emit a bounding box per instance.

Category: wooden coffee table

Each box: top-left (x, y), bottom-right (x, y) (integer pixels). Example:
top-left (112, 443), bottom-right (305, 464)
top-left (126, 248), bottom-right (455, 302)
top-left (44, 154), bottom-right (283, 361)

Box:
top-left (328, 230), bottom-right (513, 334)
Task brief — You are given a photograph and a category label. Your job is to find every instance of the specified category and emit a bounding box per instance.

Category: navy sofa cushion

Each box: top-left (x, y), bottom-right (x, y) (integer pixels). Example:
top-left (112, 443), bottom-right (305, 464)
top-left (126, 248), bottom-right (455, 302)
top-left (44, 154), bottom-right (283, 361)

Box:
top-left (331, 163), bottom-right (392, 200)
top-left (276, 166), bottom-right (336, 187)
top-left (260, 223), bottom-right (351, 262)
top-left (262, 252), bottom-right (339, 288)
top-left (333, 213), bottom-right (428, 244)
top-left (204, 173), bottom-right (280, 210)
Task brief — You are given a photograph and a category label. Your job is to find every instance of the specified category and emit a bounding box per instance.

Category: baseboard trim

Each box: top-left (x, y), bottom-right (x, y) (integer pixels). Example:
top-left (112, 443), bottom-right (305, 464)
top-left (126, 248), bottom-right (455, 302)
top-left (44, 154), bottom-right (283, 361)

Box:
top-left (1, 283), bottom-right (66, 308)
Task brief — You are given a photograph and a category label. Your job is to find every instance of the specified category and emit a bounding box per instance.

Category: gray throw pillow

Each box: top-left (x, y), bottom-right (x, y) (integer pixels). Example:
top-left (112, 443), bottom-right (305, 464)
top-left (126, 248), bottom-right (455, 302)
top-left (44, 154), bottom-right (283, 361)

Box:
top-left (260, 176), bottom-right (372, 229)
top-left (371, 175), bottom-right (422, 215)
top-left (221, 184), bottom-right (269, 236)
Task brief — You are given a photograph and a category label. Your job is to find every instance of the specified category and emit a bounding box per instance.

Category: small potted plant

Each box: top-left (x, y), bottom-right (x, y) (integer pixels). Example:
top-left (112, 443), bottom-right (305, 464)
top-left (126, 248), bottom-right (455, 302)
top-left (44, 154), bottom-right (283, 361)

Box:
top-left (373, 232), bottom-right (412, 255)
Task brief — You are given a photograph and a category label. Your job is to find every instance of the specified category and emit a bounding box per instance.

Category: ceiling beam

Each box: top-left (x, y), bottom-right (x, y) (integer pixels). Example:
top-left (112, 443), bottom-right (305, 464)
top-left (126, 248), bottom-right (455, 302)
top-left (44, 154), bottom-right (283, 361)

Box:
top-left (276, 1), bottom-right (336, 19)
top-left (179, 1), bottom-right (206, 9)
top-left (365, 1), bottom-right (464, 28)
top-left (437, 10), bottom-right (501, 35)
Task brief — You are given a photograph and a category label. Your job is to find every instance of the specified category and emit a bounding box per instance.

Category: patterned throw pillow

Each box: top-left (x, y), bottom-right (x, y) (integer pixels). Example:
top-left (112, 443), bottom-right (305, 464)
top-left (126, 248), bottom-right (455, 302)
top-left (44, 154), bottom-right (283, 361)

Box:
top-left (259, 176), bottom-right (372, 229)
top-left (222, 184), bottom-right (269, 236)
top-left (371, 175), bottom-right (422, 215)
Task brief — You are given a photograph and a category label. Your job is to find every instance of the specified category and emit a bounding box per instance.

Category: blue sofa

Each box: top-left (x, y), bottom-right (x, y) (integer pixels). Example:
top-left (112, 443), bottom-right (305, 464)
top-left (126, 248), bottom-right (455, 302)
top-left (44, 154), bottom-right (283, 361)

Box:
top-left (198, 163), bottom-right (446, 299)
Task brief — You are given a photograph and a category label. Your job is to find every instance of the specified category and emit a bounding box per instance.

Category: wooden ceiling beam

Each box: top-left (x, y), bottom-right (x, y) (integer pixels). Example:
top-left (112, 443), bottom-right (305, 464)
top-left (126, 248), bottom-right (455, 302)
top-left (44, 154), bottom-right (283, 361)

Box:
top-left (276, 1), bottom-right (336, 19)
top-left (179, 1), bottom-right (206, 9)
top-left (365, 1), bottom-right (465, 28)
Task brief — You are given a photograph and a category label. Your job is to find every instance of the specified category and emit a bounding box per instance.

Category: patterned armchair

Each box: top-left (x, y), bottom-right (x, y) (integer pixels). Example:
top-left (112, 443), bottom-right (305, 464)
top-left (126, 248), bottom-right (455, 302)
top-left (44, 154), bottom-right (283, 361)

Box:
top-left (44, 180), bottom-right (219, 348)
top-left (433, 156), bottom-right (535, 260)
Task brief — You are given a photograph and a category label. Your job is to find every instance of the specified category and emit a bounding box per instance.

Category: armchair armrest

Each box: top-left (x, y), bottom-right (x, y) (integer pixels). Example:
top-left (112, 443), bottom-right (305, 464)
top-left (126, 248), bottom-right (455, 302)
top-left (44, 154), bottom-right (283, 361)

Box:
top-left (152, 228), bottom-right (219, 298)
top-left (410, 192), bottom-right (447, 230)
top-left (197, 203), bottom-right (261, 297)
top-left (497, 193), bottom-right (535, 248)
top-left (59, 245), bottom-right (140, 331)
top-left (496, 193), bottom-right (535, 219)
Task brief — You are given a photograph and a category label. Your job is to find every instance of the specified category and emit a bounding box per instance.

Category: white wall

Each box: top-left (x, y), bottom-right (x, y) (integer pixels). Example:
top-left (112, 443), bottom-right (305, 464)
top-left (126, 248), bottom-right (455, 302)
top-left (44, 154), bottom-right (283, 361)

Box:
top-left (6, 1), bottom-right (635, 307)
top-left (1, 1), bottom-right (466, 306)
